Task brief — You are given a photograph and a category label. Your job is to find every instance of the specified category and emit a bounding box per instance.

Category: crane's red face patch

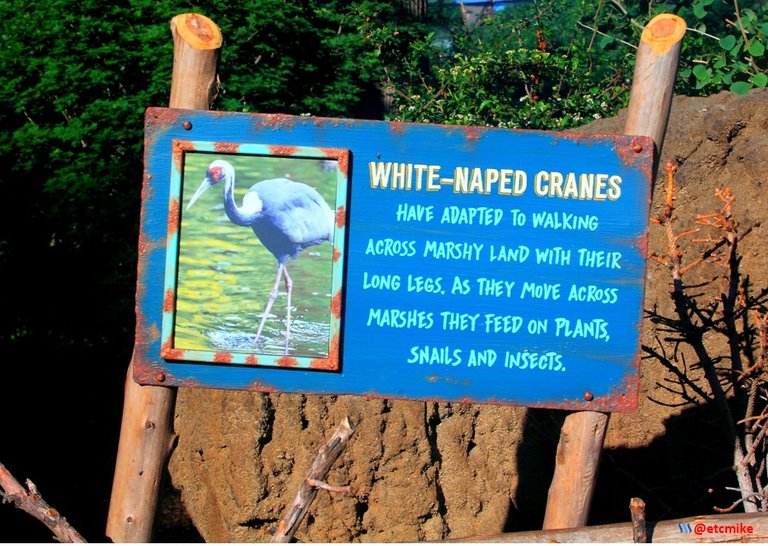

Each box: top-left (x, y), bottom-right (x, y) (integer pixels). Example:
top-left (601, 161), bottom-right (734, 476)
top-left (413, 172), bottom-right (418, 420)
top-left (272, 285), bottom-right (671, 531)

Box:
top-left (207, 165), bottom-right (223, 182)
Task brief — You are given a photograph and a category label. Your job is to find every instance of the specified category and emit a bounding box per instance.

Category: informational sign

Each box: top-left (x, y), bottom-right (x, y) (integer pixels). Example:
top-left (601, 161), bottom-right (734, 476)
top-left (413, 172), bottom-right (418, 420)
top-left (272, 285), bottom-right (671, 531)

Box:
top-left (135, 108), bottom-right (653, 412)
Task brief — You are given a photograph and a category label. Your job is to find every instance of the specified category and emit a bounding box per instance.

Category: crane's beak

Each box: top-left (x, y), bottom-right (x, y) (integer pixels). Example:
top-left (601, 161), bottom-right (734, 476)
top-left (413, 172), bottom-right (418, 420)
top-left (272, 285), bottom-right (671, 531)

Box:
top-left (186, 177), bottom-right (214, 210)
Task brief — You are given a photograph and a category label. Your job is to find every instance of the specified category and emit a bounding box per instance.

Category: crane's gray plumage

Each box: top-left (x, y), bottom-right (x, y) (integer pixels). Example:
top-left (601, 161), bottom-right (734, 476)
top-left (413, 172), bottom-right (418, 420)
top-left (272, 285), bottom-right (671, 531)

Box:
top-left (186, 159), bottom-right (334, 353)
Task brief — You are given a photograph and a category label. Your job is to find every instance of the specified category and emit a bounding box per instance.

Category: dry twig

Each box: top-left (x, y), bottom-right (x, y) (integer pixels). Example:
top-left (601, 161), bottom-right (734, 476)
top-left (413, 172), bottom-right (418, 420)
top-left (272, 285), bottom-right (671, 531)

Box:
top-left (0, 462), bottom-right (86, 542)
top-left (271, 418), bottom-right (356, 543)
top-left (643, 162), bottom-right (768, 513)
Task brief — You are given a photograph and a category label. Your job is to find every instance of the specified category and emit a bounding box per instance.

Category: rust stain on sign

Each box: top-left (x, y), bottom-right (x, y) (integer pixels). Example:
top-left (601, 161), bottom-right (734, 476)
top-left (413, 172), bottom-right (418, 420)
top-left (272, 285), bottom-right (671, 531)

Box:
top-left (461, 125), bottom-right (486, 141)
top-left (162, 288), bottom-right (175, 313)
top-left (246, 379), bottom-right (280, 393)
top-left (145, 107), bottom-right (183, 134)
top-left (141, 172), bottom-right (155, 203)
top-left (213, 352), bottom-right (233, 364)
top-left (276, 356), bottom-right (299, 368)
top-left (214, 141), bottom-right (240, 154)
top-left (259, 113), bottom-right (301, 130)
top-left (166, 199), bottom-right (180, 236)
top-left (160, 338), bottom-right (185, 361)
top-left (617, 136), bottom-right (655, 180)
top-left (331, 290), bottom-right (342, 319)
top-left (635, 233), bottom-right (649, 257)
top-left (310, 345), bottom-right (339, 370)
top-left (323, 147), bottom-right (350, 177)
top-left (335, 205), bottom-right (346, 228)
top-left (268, 144), bottom-right (299, 156)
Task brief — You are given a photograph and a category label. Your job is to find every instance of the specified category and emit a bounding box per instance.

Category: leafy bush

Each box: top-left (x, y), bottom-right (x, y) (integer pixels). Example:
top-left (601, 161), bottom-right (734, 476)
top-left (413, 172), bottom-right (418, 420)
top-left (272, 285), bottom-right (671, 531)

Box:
top-left (675, 0), bottom-right (768, 94)
top-left (0, 0), bottom-right (423, 361)
top-left (382, 0), bottom-right (634, 129)
top-left (379, 0), bottom-right (768, 130)
top-left (1, 0), bottom-right (766, 365)
top-left (392, 47), bottom-right (621, 129)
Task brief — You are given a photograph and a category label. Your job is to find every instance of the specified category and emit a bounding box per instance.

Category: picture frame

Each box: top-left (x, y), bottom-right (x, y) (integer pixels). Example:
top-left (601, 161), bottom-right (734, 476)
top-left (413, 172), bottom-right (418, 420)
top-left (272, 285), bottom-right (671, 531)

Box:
top-left (159, 140), bottom-right (348, 371)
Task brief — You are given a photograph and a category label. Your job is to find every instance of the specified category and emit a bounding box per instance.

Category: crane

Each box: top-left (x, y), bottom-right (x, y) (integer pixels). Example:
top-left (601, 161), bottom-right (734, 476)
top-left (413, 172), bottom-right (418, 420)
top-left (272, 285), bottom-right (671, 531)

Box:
top-left (185, 159), bottom-right (334, 354)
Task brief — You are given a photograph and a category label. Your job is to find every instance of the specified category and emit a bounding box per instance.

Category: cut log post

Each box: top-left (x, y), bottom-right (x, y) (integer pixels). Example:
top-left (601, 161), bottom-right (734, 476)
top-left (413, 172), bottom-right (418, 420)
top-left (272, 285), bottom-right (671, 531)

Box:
top-left (106, 13), bottom-right (221, 543)
top-left (624, 13), bottom-right (687, 157)
top-left (169, 13), bottom-right (223, 110)
top-left (105, 360), bottom-right (178, 542)
top-left (541, 411), bottom-right (609, 529)
top-left (542, 13), bottom-right (686, 531)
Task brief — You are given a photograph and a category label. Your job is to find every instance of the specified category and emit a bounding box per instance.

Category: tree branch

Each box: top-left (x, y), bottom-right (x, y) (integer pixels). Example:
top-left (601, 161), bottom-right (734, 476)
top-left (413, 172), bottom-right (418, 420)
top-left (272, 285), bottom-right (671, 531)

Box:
top-left (271, 418), bottom-right (356, 543)
top-left (0, 462), bottom-right (86, 542)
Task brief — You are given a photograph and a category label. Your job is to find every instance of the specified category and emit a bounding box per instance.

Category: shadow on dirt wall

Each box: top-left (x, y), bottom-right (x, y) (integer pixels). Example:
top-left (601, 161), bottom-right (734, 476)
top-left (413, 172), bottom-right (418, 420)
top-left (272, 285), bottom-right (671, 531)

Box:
top-left (506, 402), bottom-right (740, 533)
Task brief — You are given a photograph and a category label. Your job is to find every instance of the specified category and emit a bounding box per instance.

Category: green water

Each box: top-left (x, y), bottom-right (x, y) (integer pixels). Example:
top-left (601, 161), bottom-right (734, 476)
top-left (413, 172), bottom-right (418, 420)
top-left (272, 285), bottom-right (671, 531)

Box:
top-left (174, 152), bottom-right (338, 358)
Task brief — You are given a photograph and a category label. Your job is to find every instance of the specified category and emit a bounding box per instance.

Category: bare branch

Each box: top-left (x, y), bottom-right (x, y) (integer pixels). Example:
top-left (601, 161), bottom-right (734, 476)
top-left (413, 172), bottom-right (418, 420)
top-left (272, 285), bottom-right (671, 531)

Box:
top-left (0, 462), bottom-right (86, 542)
top-left (271, 418), bottom-right (356, 543)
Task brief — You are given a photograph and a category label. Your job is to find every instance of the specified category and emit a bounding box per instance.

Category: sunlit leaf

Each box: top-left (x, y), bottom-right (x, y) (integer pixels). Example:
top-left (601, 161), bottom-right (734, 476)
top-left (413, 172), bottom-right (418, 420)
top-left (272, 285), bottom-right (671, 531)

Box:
top-left (719, 35), bottom-right (737, 50)
top-left (749, 72), bottom-right (768, 87)
top-left (693, 64), bottom-right (712, 82)
top-left (730, 81), bottom-right (753, 94)
top-left (749, 41), bottom-right (765, 57)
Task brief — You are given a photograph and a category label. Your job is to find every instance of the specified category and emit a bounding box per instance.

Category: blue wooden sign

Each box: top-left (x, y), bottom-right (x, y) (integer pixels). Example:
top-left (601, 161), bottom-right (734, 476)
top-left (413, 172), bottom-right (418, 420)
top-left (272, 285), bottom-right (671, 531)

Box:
top-left (135, 108), bottom-right (653, 412)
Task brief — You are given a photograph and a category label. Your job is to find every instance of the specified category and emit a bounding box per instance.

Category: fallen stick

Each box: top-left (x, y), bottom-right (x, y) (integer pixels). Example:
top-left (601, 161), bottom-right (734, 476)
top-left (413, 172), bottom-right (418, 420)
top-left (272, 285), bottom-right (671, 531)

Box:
top-left (443, 512), bottom-right (768, 543)
top-left (271, 418), bottom-right (356, 543)
top-left (0, 461), bottom-right (86, 543)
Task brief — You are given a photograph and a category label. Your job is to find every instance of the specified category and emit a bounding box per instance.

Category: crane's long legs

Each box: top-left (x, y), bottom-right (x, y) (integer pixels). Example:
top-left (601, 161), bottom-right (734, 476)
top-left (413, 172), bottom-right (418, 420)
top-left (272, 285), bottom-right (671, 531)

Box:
top-left (253, 264), bottom-right (293, 355)
top-left (253, 264), bottom-right (284, 349)
top-left (283, 266), bottom-right (293, 354)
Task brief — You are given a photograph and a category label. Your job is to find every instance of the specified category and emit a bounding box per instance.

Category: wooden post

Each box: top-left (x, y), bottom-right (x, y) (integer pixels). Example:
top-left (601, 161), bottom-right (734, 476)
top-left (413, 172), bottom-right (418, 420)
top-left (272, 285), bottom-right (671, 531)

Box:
top-left (542, 411), bottom-right (609, 529)
top-left (168, 13), bottom-right (223, 111)
top-left (106, 13), bottom-right (222, 543)
top-left (623, 13), bottom-right (688, 155)
top-left (542, 13), bottom-right (686, 530)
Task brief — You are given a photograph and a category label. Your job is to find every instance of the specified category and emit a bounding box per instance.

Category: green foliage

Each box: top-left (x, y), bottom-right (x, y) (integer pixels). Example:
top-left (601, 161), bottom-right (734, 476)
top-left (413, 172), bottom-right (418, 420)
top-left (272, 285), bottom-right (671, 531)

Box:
top-left (0, 0), bottom-right (422, 359)
top-left (0, 0), bottom-right (176, 354)
top-left (212, 0), bottom-right (416, 116)
top-left (382, 0), bottom-right (635, 129)
top-left (2, 0), bottom-right (766, 366)
top-left (376, 0), bottom-right (768, 130)
top-left (392, 47), bottom-right (620, 129)
top-left (675, 0), bottom-right (768, 94)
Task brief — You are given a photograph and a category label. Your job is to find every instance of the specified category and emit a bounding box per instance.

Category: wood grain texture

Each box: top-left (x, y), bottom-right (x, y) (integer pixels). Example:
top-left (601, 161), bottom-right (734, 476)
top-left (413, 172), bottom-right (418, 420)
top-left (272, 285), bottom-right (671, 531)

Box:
top-left (106, 361), bottom-right (177, 542)
top-left (106, 13), bottom-right (221, 543)
top-left (542, 13), bottom-right (686, 532)
top-left (542, 411), bottom-right (609, 529)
